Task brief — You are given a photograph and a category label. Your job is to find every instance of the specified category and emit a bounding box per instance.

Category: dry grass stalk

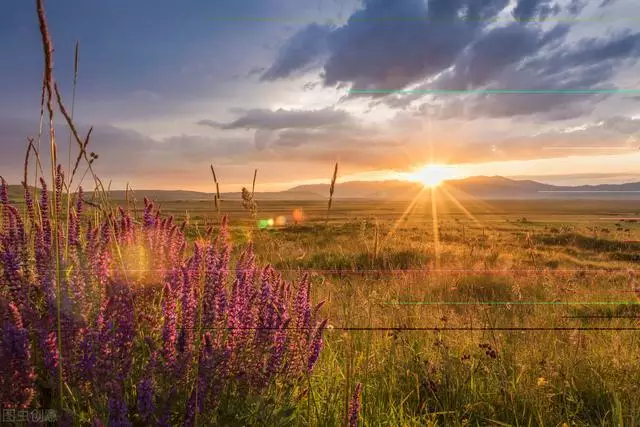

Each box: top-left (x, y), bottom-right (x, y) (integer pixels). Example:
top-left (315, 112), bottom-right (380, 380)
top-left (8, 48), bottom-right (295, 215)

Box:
top-left (210, 164), bottom-right (221, 217)
top-left (326, 162), bottom-right (339, 225)
top-left (36, 0), bottom-right (64, 411)
top-left (252, 168), bottom-right (258, 197)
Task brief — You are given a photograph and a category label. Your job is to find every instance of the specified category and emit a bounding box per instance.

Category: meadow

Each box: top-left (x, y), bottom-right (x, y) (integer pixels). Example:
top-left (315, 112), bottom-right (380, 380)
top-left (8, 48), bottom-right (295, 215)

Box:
top-left (109, 195), bottom-right (640, 425)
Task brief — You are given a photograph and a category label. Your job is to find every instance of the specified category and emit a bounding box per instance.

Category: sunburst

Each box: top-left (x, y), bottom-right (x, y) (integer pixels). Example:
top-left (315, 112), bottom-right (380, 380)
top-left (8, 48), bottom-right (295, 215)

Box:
top-left (405, 164), bottom-right (459, 188)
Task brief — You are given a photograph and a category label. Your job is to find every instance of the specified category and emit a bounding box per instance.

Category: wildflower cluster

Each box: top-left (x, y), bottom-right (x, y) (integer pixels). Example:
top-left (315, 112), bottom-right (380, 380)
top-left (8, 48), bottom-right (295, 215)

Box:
top-left (0, 172), bottom-right (327, 424)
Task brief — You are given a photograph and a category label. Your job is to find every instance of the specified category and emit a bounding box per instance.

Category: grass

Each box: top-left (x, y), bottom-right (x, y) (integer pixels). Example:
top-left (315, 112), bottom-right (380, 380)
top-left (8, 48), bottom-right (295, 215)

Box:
top-left (6, 173), bottom-right (640, 424)
top-left (92, 196), bottom-right (640, 425)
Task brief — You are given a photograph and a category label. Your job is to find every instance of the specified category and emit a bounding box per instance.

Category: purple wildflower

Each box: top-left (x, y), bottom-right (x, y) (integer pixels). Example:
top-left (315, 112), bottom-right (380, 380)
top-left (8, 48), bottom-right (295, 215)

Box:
top-left (23, 184), bottom-right (35, 225)
top-left (180, 244), bottom-right (202, 354)
top-left (161, 280), bottom-right (178, 366)
top-left (308, 319), bottom-right (327, 373)
top-left (54, 164), bottom-right (64, 220)
top-left (136, 376), bottom-right (155, 423)
top-left (96, 282), bottom-right (135, 386)
top-left (39, 178), bottom-right (51, 249)
top-left (0, 206), bottom-right (27, 307)
top-left (40, 321), bottom-right (59, 386)
top-left (0, 176), bottom-right (8, 205)
top-left (0, 303), bottom-right (35, 408)
top-left (349, 383), bottom-right (363, 427)
top-left (143, 198), bottom-right (155, 228)
top-left (267, 320), bottom-right (289, 378)
top-left (0, 162), bottom-right (329, 420)
top-left (107, 392), bottom-right (132, 427)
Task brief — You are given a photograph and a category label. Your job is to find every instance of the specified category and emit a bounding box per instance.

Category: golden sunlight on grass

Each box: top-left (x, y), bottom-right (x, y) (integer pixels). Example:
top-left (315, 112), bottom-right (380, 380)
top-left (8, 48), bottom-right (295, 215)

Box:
top-left (403, 164), bottom-right (459, 187)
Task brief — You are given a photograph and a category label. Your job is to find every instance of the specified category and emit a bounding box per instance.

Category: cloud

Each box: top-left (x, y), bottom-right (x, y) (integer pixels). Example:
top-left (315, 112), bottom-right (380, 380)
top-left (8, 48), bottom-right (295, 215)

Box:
top-left (432, 23), bottom-right (570, 92)
top-left (322, 0), bottom-right (507, 92)
top-left (465, 31), bottom-right (640, 119)
top-left (264, 0), bottom-right (636, 121)
top-left (196, 107), bottom-right (354, 131)
top-left (0, 117), bottom-right (254, 184)
top-left (4, 113), bottom-right (639, 188)
top-left (447, 116), bottom-right (640, 163)
top-left (263, 0), bottom-right (509, 91)
top-left (411, 27), bottom-right (640, 121)
top-left (197, 106), bottom-right (419, 166)
top-left (261, 24), bottom-right (333, 81)
top-left (262, 113), bottom-right (640, 168)
top-left (263, 0), bottom-right (588, 94)
top-left (512, 0), bottom-right (561, 21)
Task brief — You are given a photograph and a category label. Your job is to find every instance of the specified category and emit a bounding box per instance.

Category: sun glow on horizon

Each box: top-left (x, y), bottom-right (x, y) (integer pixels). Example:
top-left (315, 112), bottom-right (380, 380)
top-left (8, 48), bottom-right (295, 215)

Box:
top-left (403, 164), bottom-right (460, 187)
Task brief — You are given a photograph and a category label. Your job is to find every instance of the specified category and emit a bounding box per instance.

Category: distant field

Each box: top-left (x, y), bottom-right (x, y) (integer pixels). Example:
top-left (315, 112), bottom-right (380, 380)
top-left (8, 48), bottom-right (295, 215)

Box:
top-left (134, 197), bottom-right (640, 229)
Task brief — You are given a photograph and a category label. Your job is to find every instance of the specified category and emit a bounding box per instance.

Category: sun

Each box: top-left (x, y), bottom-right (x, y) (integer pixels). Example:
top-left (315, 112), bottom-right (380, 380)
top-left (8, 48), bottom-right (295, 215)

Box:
top-left (406, 164), bottom-right (459, 188)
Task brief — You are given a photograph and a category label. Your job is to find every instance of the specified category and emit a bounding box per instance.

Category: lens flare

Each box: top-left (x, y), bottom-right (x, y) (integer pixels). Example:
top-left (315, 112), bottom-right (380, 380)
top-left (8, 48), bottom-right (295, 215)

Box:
top-left (292, 208), bottom-right (304, 223)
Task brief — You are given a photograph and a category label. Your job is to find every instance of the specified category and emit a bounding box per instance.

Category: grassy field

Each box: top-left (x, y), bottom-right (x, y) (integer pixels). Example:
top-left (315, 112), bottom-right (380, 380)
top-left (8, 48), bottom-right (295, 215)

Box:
top-left (107, 194), bottom-right (640, 425)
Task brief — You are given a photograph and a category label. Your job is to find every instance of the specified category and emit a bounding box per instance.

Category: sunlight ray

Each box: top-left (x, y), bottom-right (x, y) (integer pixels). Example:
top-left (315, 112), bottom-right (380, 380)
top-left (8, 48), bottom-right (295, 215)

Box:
top-left (439, 185), bottom-right (484, 228)
top-left (430, 186), bottom-right (441, 270)
top-left (439, 183), bottom-right (502, 216)
top-left (383, 185), bottom-right (428, 243)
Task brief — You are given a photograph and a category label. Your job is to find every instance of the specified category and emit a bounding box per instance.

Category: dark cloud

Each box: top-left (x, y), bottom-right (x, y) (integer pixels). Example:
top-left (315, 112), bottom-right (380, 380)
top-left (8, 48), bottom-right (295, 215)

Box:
top-left (246, 66), bottom-right (266, 77)
top-left (512, 0), bottom-right (561, 21)
top-left (321, 0), bottom-right (508, 92)
top-left (196, 107), bottom-right (354, 130)
top-left (434, 23), bottom-right (570, 91)
top-left (424, 28), bottom-right (640, 120)
top-left (476, 33), bottom-right (640, 119)
top-left (265, 0), bottom-right (632, 122)
top-left (264, 0), bottom-right (512, 91)
top-left (261, 24), bottom-right (332, 81)
top-left (567, 0), bottom-right (588, 15)
top-left (263, 0), bottom-right (588, 94)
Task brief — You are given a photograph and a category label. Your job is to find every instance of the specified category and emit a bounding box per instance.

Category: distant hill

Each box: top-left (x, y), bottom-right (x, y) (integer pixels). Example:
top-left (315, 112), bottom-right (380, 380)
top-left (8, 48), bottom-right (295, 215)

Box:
top-left (4, 184), bottom-right (44, 201)
top-left (288, 180), bottom-right (423, 199)
top-left (2, 185), bottom-right (323, 203)
top-left (4, 176), bottom-right (640, 202)
top-left (290, 176), bottom-right (640, 200)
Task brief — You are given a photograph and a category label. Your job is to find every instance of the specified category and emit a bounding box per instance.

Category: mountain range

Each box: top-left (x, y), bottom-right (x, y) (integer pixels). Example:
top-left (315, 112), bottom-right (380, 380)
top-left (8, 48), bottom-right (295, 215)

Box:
top-left (5, 176), bottom-right (640, 201)
top-left (289, 176), bottom-right (640, 200)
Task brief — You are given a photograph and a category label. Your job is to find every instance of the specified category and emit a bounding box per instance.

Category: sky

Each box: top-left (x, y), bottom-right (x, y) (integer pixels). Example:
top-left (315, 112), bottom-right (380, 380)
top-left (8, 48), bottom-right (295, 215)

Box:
top-left (2, 0), bottom-right (640, 191)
